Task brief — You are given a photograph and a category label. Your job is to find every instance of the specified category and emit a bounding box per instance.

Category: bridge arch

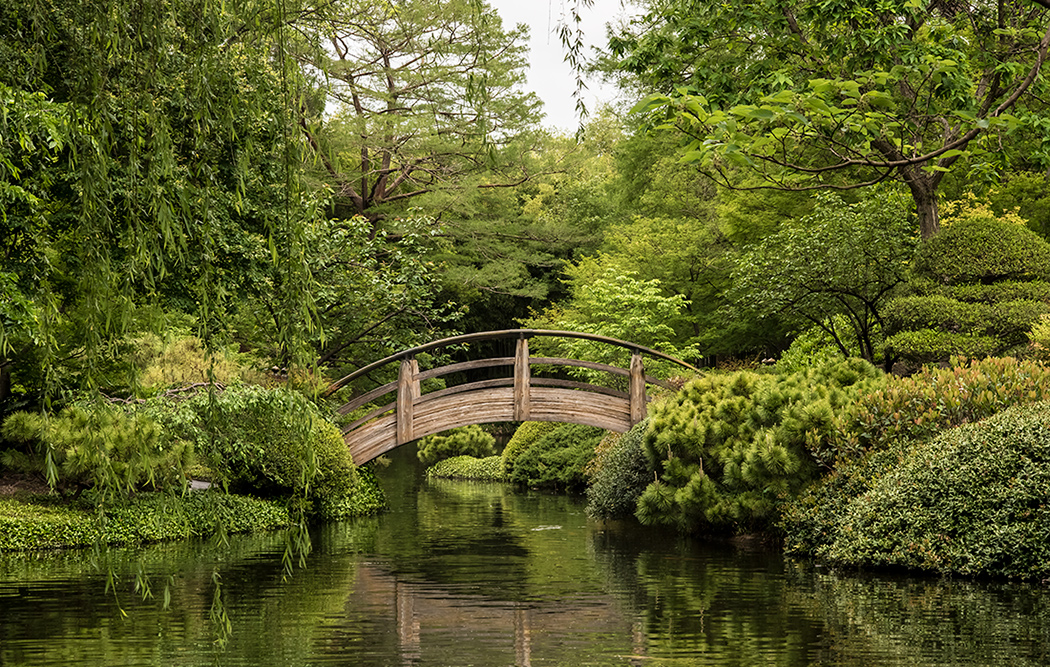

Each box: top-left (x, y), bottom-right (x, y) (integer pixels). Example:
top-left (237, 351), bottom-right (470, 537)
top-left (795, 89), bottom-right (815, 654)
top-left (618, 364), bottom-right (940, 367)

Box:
top-left (329, 329), bottom-right (698, 465)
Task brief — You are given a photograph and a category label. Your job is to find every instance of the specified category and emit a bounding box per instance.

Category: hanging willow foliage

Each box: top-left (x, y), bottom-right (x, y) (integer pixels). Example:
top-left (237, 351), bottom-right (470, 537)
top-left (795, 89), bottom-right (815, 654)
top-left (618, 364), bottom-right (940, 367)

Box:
top-left (1, 0), bottom-right (334, 642)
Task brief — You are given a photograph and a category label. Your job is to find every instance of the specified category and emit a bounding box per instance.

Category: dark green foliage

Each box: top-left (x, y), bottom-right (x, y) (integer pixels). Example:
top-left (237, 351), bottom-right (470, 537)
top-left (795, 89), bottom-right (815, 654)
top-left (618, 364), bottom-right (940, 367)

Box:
top-left (161, 385), bottom-right (361, 520)
top-left (0, 492), bottom-right (289, 551)
top-left (817, 356), bottom-right (1050, 464)
top-left (914, 219), bottom-right (1050, 284)
top-left (638, 359), bottom-right (884, 533)
top-left (510, 424), bottom-right (605, 491)
top-left (938, 280), bottom-right (1050, 305)
top-left (885, 218), bottom-right (1050, 364)
top-left (416, 425), bottom-right (496, 466)
top-left (1, 405), bottom-right (191, 497)
top-left (885, 296), bottom-right (1049, 345)
top-left (786, 402), bottom-right (1050, 579)
top-left (501, 421), bottom-right (561, 474)
top-left (425, 455), bottom-right (507, 482)
top-left (586, 420), bottom-right (652, 520)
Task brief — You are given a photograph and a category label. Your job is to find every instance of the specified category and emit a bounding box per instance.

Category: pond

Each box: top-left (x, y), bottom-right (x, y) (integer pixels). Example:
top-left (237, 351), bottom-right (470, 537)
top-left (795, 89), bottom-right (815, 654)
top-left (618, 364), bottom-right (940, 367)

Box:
top-left (2, 446), bottom-right (1049, 666)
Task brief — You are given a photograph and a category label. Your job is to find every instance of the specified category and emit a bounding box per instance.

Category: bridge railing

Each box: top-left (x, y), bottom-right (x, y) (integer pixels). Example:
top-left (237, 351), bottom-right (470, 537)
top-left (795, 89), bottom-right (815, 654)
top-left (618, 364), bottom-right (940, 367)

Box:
top-left (329, 329), bottom-right (698, 449)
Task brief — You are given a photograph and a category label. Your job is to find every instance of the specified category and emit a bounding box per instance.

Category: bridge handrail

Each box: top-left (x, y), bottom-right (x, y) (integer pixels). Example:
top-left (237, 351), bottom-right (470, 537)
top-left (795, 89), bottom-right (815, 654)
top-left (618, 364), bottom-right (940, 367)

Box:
top-left (327, 328), bottom-right (698, 395)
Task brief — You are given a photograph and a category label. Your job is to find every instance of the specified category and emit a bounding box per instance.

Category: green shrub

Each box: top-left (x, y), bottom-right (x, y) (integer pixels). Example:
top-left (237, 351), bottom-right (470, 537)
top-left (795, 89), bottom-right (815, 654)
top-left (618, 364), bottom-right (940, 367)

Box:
top-left (159, 385), bottom-right (362, 520)
top-left (586, 420), bottom-right (651, 520)
top-left (883, 329), bottom-right (999, 365)
top-left (1, 405), bottom-right (191, 497)
top-left (913, 218), bottom-right (1050, 284)
top-left (0, 492), bottom-right (290, 551)
top-left (637, 358), bottom-right (884, 533)
top-left (425, 455), bottom-right (507, 481)
top-left (510, 423), bottom-right (605, 491)
top-left (790, 402), bottom-right (1050, 579)
top-left (820, 356), bottom-right (1050, 463)
top-left (416, 424), bottom-right (496, 466)
top-left (883, 294), bottom-right (983, 335)
top-left (501, 421), bottom-right (561, 474)
top-left (775, 316), bottom-right (854, 374)
top-left (941, 280), bottom-right (1050, 305)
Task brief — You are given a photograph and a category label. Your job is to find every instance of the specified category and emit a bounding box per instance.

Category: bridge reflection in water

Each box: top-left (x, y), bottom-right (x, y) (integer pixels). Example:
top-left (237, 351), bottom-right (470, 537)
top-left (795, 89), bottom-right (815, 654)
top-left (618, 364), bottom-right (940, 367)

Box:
top-left (329, 329), bottom-right (698, 465)
top-left (351, 564), bottom-right (649, 667)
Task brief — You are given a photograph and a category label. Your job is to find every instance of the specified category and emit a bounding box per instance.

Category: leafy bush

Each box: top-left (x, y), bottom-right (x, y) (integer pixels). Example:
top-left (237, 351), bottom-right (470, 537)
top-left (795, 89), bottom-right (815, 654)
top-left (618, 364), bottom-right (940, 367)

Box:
top-left (425, 455), bottom-right (507, 481)
top-left (501, 421), bottom-right (561, 474)
top-left (775, 319), bottom-right (850, 374)
top-left (586, 420), bottom-right (651, 520)
top-left (160, 385), bottom-right (361, 520)
top-left (883, 329), bottom-right (1000, 365)
top-left (883, 294), bottom-right (982, 334)
top-left (788, 402), bottom-right (1050, 579)
top-left (1, 405), bottom-right (191, 497)
top-left (416, 424), bottom-right (495, 466)
top-left (940, 280), bottom-right (1050, 305)
top-left (637, 358), bottom-right (883, 533)
top-left (819, 356), bottom-right (1050, 463)
top-left (913, 218), bottom-right (1050, 284)
top-left (510, 423), bottom-right (605, 491)
top-left (0, 492), bottom-right (290, 551)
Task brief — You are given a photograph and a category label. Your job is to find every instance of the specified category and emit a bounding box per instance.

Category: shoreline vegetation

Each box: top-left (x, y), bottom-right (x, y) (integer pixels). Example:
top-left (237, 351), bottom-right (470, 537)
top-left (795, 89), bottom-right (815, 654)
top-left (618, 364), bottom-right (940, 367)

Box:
top-left (427, 355), bottom-right (1050, 581)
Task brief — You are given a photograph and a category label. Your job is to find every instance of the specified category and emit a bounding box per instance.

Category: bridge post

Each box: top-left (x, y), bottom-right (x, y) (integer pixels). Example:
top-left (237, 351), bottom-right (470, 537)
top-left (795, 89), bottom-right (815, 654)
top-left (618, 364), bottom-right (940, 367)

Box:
top-left (397, 357), bottom-right (420, 445)
top-left (513, 336), bottom-right (531, 421)
top-left (629, 352), bottom-right (646, 425)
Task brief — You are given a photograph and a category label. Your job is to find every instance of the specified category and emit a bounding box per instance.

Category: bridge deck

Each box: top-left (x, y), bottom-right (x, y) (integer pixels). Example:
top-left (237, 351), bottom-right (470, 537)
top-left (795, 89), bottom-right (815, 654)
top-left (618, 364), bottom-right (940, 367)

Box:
top-left (334, 330), bottom-right (698, 465)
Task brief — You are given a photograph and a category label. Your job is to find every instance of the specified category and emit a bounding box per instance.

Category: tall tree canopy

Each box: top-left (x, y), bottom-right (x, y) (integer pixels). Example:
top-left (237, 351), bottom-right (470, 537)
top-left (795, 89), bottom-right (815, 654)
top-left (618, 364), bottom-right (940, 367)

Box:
top-left (296, 0), bottom-right (543, 223)
top-left (610, 0), bottom-right (1050, 238)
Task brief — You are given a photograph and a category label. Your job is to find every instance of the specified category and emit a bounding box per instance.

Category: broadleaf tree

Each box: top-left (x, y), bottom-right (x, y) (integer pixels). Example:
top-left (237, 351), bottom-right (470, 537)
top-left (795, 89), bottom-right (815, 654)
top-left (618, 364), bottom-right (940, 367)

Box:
top-left (609, 0), bottom-right (1050, 239)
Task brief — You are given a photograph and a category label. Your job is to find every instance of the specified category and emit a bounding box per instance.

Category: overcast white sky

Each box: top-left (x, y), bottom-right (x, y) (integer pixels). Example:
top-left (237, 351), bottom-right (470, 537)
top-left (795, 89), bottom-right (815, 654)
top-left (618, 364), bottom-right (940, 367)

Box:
top-left (486, 0), bottom-right (637, 133)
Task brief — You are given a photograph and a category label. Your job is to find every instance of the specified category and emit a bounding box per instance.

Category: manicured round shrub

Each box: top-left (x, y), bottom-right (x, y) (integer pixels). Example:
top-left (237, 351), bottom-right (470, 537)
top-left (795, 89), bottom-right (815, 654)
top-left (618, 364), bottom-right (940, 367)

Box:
top-left (501, 421), bottom-right (561, 474)
top-left (416, 424), bottom-right (495, 466)
top-left (883, 294), bottom-right (983, 335)
top-left (883, 329), bottom-right (1000, 365)
top-left (943, 280), bottom-right (1050, 305)
top-left (913, 218), bottom-right (1050, 284)
top-left (586, 420), bottom-right (651, 520)
top-left (510, 423), bottom-right (605, 491)
top-left (803, 402), bottom-right (1050, 579)
top-left (425, 455), bottom-right (506, 481)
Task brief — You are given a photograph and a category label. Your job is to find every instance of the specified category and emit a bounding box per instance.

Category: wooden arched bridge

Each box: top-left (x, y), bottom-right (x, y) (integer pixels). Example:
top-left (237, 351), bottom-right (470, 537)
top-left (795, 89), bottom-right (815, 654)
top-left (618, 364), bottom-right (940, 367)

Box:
top-left (328, 329), bottom-right (698, 465)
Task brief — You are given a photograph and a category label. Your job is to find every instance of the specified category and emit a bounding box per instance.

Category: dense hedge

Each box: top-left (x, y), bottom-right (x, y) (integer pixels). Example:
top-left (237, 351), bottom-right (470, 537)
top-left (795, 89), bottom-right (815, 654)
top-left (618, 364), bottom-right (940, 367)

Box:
top-left (886, 218), bottom-right (1050, 364)
top-left (784, 402), bottom-right (1050, 579)
top-left (820, 356), bottom-right (1050, 463)
top-left (0, 491), bottom-right (290, 551)
top-left (586, 420), bottom-right (651, 520)
top-left (913, 218), bottom-right (1050, 284)
top-left (882, 329), bottom-right (1000, 366)
top-left (510, 423), bottom-right (605, 491)
top-left (425, 455), bottom-right (507, 482)
top-left (501, 421), bottom-right (561, 474)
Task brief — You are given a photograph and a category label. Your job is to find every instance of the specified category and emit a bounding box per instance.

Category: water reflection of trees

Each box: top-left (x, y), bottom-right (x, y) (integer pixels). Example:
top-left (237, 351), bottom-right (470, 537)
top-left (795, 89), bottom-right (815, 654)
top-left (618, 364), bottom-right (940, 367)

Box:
top-left (588, 525), bottom-right (1050, 666)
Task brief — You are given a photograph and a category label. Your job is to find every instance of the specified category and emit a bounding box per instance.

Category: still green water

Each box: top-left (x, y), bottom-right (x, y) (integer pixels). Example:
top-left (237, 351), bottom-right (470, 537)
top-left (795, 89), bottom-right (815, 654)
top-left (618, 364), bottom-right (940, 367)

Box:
top-left (2, 447), bottom-right (1049, 666)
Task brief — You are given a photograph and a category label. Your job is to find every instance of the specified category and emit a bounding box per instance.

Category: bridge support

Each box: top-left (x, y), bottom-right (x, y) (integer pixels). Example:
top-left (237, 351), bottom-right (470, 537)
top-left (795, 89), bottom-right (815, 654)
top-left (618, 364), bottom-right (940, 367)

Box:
top-left (514, 337), bottom-right (530, 421)
top-left (629, 352), bottom-right (645, 425)
top-left (396, 358), bottom-right (420, 445)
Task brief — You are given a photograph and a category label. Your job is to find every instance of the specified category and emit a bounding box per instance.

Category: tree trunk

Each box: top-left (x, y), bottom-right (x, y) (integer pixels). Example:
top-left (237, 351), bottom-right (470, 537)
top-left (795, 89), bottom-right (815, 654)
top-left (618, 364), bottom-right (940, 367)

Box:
top-left (902, 168), bottom-right (941, 240)
top-left (0, 361), bottom-right (10, 404)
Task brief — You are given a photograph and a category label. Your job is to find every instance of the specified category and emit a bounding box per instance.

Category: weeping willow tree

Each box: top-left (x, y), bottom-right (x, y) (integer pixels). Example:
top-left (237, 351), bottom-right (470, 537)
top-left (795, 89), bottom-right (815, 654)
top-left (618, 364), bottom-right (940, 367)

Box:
top-left (0, 0), bottom-right (329, 405)
top-left (0, 0), bottom-right (334, 642)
